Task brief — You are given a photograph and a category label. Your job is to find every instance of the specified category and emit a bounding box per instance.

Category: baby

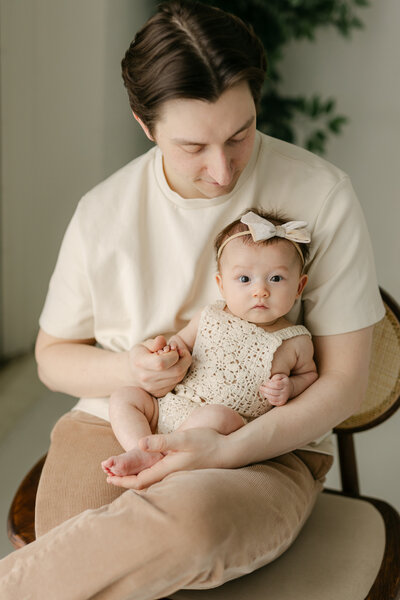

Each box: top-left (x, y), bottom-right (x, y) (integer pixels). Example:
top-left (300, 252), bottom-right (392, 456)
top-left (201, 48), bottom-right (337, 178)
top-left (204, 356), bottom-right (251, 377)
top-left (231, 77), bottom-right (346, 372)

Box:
top-left (102, 209), bottom-right (318, 478)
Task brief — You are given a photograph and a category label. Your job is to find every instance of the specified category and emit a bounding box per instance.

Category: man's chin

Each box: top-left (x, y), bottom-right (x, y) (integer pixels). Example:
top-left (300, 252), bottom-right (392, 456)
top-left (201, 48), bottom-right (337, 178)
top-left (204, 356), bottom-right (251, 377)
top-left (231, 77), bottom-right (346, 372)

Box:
top-left (195, 180), bottom-right (237, 198)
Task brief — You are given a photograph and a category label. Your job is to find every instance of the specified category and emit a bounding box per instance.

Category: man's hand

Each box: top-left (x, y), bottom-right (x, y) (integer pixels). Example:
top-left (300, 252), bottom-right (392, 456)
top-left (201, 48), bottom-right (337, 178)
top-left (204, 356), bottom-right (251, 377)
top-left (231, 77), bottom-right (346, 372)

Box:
top-left (259, 374), bottom-right (292, 406)
top-left (128, 335), bottom-right (192, 397)
top-left (106, 427), bottom-right (229, 490)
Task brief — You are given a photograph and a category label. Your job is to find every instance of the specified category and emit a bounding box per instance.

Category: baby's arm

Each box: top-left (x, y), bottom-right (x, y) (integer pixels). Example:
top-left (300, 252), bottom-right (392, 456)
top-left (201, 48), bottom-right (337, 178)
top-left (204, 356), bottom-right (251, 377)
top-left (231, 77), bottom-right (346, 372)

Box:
top-left (169, 310), bottom-right (202, 352)
top-left (259, 336), bottom-right (318, 407)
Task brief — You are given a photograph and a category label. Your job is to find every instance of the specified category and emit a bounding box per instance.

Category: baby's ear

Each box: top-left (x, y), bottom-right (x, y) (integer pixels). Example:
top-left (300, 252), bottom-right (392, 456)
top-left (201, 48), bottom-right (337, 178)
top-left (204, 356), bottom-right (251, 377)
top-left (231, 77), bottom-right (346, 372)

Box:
top-left (296, 274), bottom-right (308, 298)
top-left (215, 272), bottom-right (224, 296)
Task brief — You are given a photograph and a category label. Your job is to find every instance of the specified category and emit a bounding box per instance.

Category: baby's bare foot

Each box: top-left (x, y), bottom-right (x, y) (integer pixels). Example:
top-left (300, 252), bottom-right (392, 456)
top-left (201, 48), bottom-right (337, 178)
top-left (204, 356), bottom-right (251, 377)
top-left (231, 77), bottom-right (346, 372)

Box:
top-left (101, 448), bottom-right (163, 477)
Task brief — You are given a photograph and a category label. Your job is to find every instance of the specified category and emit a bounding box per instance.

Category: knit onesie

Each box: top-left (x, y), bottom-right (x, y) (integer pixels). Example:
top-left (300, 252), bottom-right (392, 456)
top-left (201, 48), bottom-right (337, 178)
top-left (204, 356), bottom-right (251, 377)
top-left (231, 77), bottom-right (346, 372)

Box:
top-left (157, 301), bottom-right (311, 434)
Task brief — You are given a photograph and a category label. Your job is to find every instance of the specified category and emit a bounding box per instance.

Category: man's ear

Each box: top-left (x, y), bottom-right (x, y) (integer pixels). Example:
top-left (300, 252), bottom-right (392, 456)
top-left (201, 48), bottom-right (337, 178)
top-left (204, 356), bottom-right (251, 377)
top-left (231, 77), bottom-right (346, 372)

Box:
top-left (296, 274), bottom-right (308, 298)
top-left (133, 112), bottom-right (154, 141)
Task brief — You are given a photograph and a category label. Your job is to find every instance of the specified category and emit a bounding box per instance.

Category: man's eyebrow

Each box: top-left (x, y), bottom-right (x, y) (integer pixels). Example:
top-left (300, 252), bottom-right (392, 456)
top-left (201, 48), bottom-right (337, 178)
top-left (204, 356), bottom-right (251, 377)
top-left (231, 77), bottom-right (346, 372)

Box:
top-left (172, 116), bottom-right (255, 146)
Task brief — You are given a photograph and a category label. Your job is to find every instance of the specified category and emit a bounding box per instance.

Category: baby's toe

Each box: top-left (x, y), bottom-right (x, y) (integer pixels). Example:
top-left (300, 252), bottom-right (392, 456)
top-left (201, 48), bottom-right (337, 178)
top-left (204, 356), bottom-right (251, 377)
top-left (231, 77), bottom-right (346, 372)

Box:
top-left (101, 457), bottom-right (116, 474)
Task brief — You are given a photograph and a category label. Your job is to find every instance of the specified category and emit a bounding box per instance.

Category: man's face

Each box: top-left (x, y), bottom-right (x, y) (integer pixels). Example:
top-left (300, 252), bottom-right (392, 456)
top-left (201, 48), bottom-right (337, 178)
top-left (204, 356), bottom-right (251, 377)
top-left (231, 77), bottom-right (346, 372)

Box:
top-left (150, 81), bottom-right (257, 199)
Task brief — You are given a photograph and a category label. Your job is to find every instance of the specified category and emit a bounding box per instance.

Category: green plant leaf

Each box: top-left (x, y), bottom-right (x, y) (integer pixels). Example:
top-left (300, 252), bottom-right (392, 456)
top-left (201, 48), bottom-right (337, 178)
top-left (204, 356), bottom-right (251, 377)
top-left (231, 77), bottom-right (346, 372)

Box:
top-left (328, 116), bottom-right (349, 133)
top-left (201, 0), bottom-right (369, 155)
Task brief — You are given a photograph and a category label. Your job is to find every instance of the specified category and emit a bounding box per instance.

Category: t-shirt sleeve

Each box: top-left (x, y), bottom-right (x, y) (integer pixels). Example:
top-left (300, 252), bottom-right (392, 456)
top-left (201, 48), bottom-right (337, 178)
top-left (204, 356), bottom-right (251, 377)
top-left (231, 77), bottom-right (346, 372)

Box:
top-left (39, 202), bottom-right (95, 339)
top-left (303, 176), bottom-right (385, 335)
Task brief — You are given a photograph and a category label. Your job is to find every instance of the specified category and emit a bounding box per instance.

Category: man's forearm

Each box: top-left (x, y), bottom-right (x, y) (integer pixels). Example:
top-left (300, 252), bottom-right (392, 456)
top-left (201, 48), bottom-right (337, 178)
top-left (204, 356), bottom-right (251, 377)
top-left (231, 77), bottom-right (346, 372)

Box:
top-left (36, 341), bottom-right (131, 398)
top-left (224, 372), bottom-right (356, 467)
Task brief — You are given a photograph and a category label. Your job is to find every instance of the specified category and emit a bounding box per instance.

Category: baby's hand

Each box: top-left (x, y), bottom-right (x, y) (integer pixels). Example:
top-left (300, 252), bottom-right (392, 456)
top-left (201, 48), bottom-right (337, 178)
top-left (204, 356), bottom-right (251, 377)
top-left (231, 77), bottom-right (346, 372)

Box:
top-left (153, 337), bottom-right (184, 359)
top-left (156, 344), bottom-right (177, 356)
top-left (259, 374), bottom-right (292, 406)
top-left (165, 334), bottom-right (189, 358)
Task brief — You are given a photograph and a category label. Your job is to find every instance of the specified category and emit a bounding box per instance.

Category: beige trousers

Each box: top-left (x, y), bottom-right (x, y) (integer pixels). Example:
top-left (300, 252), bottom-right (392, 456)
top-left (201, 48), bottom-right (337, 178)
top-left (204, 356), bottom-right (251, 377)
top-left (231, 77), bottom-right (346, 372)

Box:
top-left (0, 410), bottom-right (332, 600)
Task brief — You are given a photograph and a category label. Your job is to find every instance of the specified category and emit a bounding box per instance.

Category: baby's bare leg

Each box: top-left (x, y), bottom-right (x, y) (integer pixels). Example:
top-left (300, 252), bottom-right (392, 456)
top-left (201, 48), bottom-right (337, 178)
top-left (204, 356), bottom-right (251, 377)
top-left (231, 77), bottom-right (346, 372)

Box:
top-left (101, 386), bottom-right (162, 477)
top-left (178, 404), bottom-right (245, 435)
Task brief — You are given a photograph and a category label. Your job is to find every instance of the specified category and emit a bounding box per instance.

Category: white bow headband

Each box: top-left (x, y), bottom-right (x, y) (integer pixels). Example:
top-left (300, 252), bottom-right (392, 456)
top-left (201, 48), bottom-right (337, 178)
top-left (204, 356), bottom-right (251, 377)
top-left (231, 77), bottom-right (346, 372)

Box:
top-left (217, 211), bottom-right (311, 265)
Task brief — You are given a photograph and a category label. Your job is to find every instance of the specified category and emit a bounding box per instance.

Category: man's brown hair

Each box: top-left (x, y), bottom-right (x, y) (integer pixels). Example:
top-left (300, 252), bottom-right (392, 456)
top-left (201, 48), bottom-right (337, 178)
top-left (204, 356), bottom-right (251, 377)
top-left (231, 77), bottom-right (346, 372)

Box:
top-left (121, 0), bottom-right (267, 136)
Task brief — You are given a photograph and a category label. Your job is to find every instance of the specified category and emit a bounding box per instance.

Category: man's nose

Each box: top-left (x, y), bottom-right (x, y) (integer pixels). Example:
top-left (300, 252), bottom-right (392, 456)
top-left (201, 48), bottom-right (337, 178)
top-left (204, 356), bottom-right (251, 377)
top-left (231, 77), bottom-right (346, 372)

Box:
top-left (207, 148), bottom-right (233, 186)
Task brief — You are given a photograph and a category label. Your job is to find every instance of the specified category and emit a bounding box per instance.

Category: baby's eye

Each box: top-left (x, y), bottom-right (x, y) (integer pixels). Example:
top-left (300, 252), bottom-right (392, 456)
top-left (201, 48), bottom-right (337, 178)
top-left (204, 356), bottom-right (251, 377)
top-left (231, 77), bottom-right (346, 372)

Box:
top-left (270, 275), bottom-right (283, 282)
top-left (239, 275), bottom-right (250, 283)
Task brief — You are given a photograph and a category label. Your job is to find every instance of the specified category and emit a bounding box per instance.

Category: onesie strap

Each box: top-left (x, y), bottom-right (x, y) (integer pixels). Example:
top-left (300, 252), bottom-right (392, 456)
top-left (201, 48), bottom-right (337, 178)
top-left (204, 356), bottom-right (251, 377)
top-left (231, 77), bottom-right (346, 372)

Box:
top-left (273, 325), bottom-right (311, 342)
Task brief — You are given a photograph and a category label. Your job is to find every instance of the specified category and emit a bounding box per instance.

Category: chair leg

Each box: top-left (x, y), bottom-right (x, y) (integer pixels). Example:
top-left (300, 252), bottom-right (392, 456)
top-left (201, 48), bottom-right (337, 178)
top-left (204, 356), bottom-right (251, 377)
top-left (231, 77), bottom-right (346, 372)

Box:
top-left (337, 432), bottom-right (360, 496)
top-left (7, 454), bottom-right (47, 548)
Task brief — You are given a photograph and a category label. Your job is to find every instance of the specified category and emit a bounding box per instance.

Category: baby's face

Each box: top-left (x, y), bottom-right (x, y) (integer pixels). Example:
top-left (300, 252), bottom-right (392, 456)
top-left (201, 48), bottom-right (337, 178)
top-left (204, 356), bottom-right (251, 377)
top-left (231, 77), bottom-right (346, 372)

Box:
top-left (216, 238), bottom-right (308, 326)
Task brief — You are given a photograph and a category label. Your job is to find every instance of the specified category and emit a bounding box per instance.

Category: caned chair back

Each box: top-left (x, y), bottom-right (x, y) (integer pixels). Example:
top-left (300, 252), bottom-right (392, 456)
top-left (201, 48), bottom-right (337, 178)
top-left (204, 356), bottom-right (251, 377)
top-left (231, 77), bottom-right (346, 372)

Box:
top-left (336, 289), bottom-right (400, 433)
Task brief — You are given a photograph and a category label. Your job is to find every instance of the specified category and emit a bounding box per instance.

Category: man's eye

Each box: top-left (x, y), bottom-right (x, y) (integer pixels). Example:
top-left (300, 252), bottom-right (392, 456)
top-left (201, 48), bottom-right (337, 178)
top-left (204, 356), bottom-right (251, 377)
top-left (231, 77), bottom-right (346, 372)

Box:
top-left (228, 130), bottom-right (248, 145)
top-left (182, 145), bottom-right (203, 154)
top-left (239, 275), bottom-right (250, 283)
top-left (270, 275), bottom-right (283, 282)
top-left (228, 136), bottom-right (246, 145)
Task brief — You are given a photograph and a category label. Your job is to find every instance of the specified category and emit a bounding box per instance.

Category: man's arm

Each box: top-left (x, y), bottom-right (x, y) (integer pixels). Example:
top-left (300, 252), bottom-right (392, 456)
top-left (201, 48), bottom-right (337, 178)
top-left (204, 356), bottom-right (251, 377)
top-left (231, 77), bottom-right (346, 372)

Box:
top-left (108, 326), bottom-right (373, 489)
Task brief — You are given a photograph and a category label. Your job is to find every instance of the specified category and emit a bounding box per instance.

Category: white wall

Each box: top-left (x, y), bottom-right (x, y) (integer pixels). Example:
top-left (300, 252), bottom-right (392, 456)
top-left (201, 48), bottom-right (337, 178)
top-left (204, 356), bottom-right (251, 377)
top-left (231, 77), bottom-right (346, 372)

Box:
top-left (279, 0), bottom-right (400, 506)
top-left (279, 0), bottom-right (400, 302)
top-left (0, 0), bottom-right (152, 357)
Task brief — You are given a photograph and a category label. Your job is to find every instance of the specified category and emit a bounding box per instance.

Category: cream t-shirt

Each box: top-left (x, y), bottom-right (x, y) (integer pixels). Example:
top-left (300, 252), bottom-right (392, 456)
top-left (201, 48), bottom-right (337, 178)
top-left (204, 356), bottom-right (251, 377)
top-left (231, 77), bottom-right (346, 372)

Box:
top-left (39, 132), bottom-right (385, 454)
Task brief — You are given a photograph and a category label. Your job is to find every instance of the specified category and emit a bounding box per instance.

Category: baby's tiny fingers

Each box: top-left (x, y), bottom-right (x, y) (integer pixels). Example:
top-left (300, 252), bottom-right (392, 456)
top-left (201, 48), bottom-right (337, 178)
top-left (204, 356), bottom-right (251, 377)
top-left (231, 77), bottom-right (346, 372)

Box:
top-left (265, 381), bottom-right (284, 390)
top-left (268, 390), bottom-right (282, 397)
top-left (260, 387), bottom-right (280, 397)
top-left (157, 347), bottom-right (169, 355)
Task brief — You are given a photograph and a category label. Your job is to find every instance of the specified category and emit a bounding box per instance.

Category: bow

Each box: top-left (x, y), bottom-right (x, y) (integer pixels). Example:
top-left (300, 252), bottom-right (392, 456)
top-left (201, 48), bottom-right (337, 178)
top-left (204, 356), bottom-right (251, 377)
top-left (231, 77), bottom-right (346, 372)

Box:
top-left (240, 212), bottom-right (311, 244)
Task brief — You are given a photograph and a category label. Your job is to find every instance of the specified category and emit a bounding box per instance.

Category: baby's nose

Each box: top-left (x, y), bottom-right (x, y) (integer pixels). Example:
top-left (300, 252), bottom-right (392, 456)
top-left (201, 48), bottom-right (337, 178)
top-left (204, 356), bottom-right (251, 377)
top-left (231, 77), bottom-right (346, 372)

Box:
top-left (252, 283), bottom-right (269, 297)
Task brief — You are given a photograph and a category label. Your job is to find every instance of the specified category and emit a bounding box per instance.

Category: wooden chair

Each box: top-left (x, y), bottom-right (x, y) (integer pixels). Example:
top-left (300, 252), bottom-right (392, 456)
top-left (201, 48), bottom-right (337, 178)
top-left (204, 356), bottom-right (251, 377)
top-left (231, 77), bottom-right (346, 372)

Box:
top-left (8, 288), bottom-right (400, 600)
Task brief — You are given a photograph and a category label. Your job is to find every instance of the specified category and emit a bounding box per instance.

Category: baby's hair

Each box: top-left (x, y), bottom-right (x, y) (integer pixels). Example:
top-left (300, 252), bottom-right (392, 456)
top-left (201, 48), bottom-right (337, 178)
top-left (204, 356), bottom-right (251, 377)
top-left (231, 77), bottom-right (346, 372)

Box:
top-left (214, 207), bottom-right (310, 269)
